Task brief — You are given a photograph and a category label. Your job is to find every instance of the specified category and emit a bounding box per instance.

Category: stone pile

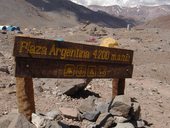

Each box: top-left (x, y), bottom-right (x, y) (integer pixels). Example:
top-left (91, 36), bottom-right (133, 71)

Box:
top-left (0, 95), bottom-right (146, 128)
top-left (76, 95), bottom-right (144, 128)
top-left (81, 24), bottom-right (108, 37)
top-left (87, 26), bottom-right (108, 37)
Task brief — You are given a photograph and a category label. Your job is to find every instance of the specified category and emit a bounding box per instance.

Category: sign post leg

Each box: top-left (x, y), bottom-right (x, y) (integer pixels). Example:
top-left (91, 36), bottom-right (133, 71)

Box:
top-left (112, 78), bottom-right (125, 98)
top-left (117, 78), bottom-right (125, 95)
top-left (112, 79), bottom-right (119, 98)
top-left (16, 77), bottom-right (35, 121)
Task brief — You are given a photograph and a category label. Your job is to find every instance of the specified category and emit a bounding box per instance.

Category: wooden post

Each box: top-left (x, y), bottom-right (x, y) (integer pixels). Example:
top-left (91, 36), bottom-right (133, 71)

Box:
top-left (112, 78), bottom-right (125, 98)
top-left (112, 79), bottom-right (119, 98)
top-left (99, 40), bottom-right (126, 98)
top-left (117, 78), bottom-right (125, 95)
top-left (16, 77), bottom-right (35, 121)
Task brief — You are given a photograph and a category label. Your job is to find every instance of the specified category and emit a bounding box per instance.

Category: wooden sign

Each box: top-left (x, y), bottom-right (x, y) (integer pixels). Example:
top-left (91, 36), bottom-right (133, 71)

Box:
top-left (15, 58), bottom-right (133, 78)
top-left (14, 36), bottom-right (134, 78)
top-left (13, 36), bottom-right (134, 121)
top-left (14, 36), bottom-right (133, 65)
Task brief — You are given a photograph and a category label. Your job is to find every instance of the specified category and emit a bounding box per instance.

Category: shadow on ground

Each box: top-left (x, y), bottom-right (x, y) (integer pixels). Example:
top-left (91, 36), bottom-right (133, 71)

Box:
top-left (69, 89), bottom-right (100, 99)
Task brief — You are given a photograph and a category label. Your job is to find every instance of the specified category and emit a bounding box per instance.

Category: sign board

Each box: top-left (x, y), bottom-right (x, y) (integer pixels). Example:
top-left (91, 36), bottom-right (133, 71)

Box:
top-left (14, 36), bottom-right (133, 65)
top-left (15, 58), bottom-right (133, 78)
top-left (14, 36), bottom-right (134, 78)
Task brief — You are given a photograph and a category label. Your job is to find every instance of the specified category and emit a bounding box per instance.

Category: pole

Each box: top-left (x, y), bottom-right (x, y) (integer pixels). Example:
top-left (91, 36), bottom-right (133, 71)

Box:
top-left (16, 77), bottom-right (35, 121)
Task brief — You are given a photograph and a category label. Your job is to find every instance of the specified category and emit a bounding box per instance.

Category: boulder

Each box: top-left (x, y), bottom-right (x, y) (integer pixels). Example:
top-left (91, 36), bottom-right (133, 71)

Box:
top-left (96, 99), bottom-right (113, 113)
top-left (45, 121), bottom-right (69, 128)
top-left (31, 113), bottom-right (48, 128)
top-left (114, 116), bottom-right (131, 123)
top-left (109, 95), bottom-right (132, 117)
top-left (96, 112), bottom-right (114, 128)
top-left (130, 102), bottom-right (141, 120)
top-left (114, 123), bottom-right (135, 128)
top-left (58, 79), bottom-right (90, 96)
top-left (137, 120), bottom-right (145, 128)
top-left (81, 110), bottom-right (100, 122)
top-left (8, 114), bottom-right (36, 128)
top-left (59, 107), bottom-right (79, 119)
top-left (78, 96), bottom-right (96, 113)
top-left (0, 109), bottom-right (35, 128)
top-left (109, 101), bottom-right (131, 118)
top-left (0, 118), bottom-right (11, 128)
top-left (45, 110), bottom-right (61, 120)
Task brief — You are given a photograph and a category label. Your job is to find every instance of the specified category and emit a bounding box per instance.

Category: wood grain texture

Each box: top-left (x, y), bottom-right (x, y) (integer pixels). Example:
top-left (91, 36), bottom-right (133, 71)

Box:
top-left (16, 77), bottom-right (35, 121)
top-left (15, 58), bottom-right (133, 78)
top-left (13, 36), bottom-right (133, 65)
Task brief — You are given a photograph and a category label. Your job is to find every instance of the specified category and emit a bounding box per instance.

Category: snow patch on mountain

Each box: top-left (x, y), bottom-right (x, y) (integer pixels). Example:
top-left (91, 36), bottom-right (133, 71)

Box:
top-left (70, 0), bottom-right (170, 7)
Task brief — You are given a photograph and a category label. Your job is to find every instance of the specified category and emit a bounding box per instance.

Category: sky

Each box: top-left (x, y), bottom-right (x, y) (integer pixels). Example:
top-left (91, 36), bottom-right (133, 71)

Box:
top-left (70, 0), bottom-right (170, 7)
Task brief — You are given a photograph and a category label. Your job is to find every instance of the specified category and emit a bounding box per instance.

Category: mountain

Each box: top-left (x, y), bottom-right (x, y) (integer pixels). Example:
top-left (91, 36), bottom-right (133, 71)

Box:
top-left (144, 15), bottom-right (170, 28)
top-left (88, 5), bottom-right (170, 22)
top-left (0, 0), bottom-right (129, 28)
top-left (70, 0), bottom-right (170, 7)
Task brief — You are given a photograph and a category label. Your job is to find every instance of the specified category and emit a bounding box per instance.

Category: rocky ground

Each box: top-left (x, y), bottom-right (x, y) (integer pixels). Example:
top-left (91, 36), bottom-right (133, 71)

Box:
top-left (0, 24), bottom-right (170, 128)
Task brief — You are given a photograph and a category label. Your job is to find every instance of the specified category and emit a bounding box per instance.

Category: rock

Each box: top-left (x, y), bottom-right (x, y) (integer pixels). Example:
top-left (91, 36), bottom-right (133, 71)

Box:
top-left (109, 95), bottom-right (132, 117)
top-left (2, 111), bottom-right (8, 115)
top-left (86, 85), bottom-right (92, 90)
top-left (151, 88), bottom-right (160, 94)
top-left (58, 79), bottom-right (90, 96)
top-left (59, 107), bottom-right (79, 119)
top-left (137, 120), bottom-right (145, 128)
top-left (31, 113), bottom-right (68, 128)
top-left (34, 86), bottom-right (44, 93)
top-left (8, 82), bottom-right (15, 88)
top-left (0, 52), bottom-right (4, 57)
top-left (151, 68), bottom-right (157, 72)
top-left (96, 102), bottom-right (109, 113)
top-left (0, 84), bottom-right (6, 88)
top-left (8, 114), bottom-right (36, 128)
top-left (96, 112), bottom-right (114, 128)
top-left (96, 98), bottom-right (113, 113)
top-left (130, 37), bottom-right (142, 43)
top-left (81, 110), bottom-right (100, 122)
top-left (60, 95), bottom-right (67, 101)
top-left (78, 96), bottom-right (96, 113)
top-left (112, 95), bottom-right (131, 106)
top-left (114, 116), bottom-right (130, 123)
top-left (45, 110), bottom-right (61, 120)
top-left (8, 90), bottom-right (16, 95)
top-left (130, 102), bottom-right (141, 120)
top-left (0, 118), bottom-right (11, 128)
top-left (31, 113), bottom-right (48, 128)
top-left (0, 110), bottom-right (35, 128)
top-left (0, 66), bottom-right (10, 74)
top-left (82, 120), bottom-right (96, 128)
top-left (115, 123), bottom-right (135, 128)
top-left (88, 26), bottom-right (108, 36)
top-left (109, 101), bottom-right (131, 118)
top-left (86, 123), bottom-right (96, 128)
top-left (45, 121), bottom-right (69, 128)
top-left (56, 91), bottom-right (63, 96)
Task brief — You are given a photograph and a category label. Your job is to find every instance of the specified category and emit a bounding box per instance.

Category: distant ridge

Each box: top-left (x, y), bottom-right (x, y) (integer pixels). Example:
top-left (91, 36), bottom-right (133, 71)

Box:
top-left (89, 5), bottom-right (170, 22)
top-left (0, 0), bottom-right (129, 28)
top-left (144, 15), bottom-right (170, 28)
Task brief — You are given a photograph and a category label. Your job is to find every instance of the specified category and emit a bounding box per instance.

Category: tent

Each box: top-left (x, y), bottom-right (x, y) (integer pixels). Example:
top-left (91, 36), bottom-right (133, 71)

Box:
top-left (0, 26), bottom-right (7, 31)
top-left (100, 37), bottom-right (118, 48)
top-left (6, 26), bottom-right (20, 31)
